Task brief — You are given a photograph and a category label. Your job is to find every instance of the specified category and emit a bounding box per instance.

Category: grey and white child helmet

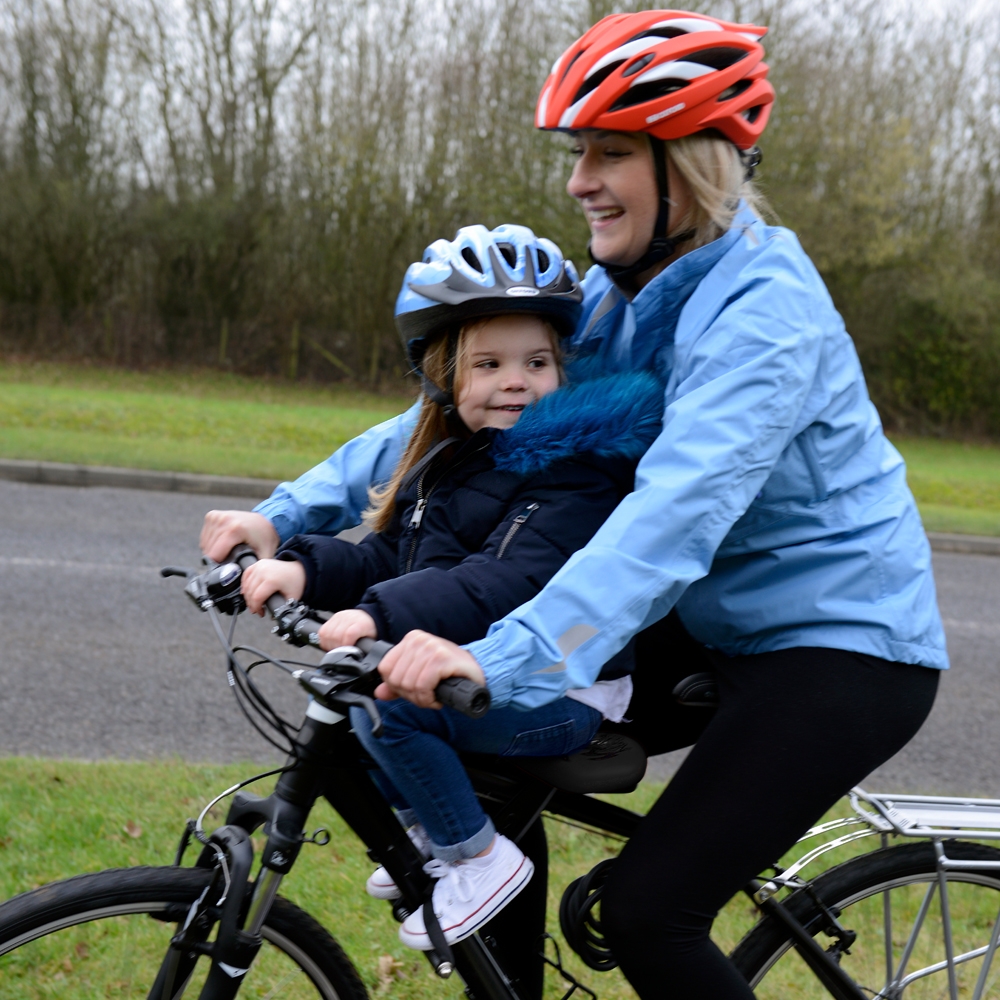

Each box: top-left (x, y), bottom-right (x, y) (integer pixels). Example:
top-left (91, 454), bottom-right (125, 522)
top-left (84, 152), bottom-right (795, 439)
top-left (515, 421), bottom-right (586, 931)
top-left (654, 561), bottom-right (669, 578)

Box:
top-left (395, 224), bottom-right (583, 380)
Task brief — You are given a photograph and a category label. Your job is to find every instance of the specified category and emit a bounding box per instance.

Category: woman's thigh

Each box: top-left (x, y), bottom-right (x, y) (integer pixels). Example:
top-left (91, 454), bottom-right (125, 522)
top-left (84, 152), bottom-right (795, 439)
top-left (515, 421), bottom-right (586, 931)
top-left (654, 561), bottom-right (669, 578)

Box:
top-left (601, 649), bottom-right (940, 991)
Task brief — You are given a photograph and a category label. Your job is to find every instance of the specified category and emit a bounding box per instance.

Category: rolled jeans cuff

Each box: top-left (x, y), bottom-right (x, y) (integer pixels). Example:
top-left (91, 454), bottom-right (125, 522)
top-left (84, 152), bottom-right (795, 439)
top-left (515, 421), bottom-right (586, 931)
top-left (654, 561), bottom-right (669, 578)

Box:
top-left (430, 815), bottom-right (496, 863)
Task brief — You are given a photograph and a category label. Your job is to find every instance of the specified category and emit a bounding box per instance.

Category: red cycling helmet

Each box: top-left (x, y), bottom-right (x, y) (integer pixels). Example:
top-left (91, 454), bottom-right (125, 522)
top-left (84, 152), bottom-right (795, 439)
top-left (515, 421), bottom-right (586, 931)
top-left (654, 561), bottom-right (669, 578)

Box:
top-left (536, 10), bottom-right (774, 150)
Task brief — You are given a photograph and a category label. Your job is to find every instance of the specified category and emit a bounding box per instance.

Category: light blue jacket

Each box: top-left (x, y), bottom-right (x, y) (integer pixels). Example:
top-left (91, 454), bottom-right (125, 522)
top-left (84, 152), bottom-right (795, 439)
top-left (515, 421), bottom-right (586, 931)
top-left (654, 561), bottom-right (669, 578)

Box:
top-left (256, 207), bottom-right (948, 709)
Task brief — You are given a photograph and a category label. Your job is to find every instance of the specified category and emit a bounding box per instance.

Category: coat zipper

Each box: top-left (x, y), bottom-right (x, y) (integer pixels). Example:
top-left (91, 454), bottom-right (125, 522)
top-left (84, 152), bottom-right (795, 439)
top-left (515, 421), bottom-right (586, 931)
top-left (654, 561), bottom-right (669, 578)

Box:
top-left (404, 470), bottom-right (430, 573)
top-left (497, 503), bottom-right (540, 559)
top-left (404, 440), bottom-right (490, 573)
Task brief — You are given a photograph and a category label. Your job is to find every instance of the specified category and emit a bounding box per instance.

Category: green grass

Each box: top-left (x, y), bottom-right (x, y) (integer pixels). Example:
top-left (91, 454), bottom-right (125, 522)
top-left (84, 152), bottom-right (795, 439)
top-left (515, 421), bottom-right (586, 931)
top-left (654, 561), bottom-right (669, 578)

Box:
top-left (1, 758), bottom-right (887, 998)
top-left (891, 436), bottom-right (1000, 536)
top-left (5, 760), bottom-right (995, 998)
top-left (0, 360), bottom-right (414, 482)
top-left (3, 359), bottom-right (1000, 534)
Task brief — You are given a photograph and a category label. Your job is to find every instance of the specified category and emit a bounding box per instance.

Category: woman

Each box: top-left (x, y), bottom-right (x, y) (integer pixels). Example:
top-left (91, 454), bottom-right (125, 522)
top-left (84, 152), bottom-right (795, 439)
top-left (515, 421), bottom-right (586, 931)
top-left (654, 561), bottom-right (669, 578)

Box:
top-left (202, 10), bottom-right (946, 996)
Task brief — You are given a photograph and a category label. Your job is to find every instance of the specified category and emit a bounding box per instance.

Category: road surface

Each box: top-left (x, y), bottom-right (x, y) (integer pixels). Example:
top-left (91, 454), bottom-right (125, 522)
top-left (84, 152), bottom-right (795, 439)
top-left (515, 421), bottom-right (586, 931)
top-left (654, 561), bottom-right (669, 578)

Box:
top-left (1, 479), bottom-right (998, 795)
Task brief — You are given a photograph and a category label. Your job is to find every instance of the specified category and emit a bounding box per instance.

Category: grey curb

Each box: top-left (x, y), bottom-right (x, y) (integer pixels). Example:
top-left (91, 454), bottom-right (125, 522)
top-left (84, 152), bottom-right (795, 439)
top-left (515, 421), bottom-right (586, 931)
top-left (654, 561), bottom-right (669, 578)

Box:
top-left (0, 458), bottom-right (278, 500)
top-left (925, 532), bottom-right (1000, 557)
top-left (2, 457), bottom-right (999, 555)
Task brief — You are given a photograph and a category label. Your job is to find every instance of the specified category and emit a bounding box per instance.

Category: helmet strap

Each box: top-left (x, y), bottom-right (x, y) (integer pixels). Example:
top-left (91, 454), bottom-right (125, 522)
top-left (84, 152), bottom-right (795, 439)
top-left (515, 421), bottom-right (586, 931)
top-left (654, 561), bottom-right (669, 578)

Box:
top-left (418, 328), bottom-right (469, 432)
top-left (420, 372), bottom-right (454, 411)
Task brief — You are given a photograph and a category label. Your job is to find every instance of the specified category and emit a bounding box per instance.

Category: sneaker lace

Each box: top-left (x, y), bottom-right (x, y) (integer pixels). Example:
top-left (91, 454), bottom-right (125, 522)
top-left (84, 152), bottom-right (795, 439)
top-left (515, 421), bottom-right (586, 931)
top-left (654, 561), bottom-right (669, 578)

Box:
top-left (422, 858), bottom-right (476, 904)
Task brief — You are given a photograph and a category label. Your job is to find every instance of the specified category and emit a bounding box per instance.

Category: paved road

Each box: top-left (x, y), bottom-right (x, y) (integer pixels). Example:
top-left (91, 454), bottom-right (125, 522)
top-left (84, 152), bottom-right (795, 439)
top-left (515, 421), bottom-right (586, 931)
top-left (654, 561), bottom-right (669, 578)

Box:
top-left (2, 480), bottom-right (999, 794)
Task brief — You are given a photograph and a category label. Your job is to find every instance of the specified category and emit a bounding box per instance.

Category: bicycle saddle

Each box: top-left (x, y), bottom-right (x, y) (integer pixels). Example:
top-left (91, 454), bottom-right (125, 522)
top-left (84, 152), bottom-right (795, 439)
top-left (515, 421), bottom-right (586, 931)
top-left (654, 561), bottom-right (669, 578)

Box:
top-left (513, 732), bottom-right (647, 794)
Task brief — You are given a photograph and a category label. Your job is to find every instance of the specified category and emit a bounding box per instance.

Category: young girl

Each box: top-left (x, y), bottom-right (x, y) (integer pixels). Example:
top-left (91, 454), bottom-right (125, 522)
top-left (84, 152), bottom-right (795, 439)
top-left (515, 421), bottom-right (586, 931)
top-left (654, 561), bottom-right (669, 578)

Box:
top-left (241, 224), bottom-right (663, 949)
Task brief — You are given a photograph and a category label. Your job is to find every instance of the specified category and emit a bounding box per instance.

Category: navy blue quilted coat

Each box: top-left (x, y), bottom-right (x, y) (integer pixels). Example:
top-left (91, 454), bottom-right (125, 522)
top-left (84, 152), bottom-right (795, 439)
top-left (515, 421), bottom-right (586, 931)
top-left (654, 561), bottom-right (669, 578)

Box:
top-left (277, 373), bottom-right (663, 675)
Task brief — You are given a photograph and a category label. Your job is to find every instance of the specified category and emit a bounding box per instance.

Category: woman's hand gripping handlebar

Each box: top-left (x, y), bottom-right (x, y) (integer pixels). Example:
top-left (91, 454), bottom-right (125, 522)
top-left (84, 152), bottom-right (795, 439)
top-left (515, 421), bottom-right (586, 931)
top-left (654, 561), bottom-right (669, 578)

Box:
top-left (162, 544), bottom-right (490, 721)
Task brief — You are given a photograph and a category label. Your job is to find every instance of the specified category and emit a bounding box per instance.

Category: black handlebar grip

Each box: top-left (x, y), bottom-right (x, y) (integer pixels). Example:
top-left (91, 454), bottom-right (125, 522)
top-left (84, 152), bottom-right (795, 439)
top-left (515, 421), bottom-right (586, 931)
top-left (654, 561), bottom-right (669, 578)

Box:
top-left (435, 677), bottom-right (491, 718)
top-left (229, 544), bottom-right (259, 569)
top-left (354, 639), bottom-right (490, 719)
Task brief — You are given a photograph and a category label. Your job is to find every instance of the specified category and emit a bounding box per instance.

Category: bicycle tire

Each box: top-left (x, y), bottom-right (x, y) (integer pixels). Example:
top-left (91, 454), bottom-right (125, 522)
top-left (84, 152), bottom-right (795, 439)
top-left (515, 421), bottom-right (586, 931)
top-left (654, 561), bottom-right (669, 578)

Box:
top-left (0, 866), bottom-right (370, 999)
top-left (731, 840), bottom-right (1000, 998)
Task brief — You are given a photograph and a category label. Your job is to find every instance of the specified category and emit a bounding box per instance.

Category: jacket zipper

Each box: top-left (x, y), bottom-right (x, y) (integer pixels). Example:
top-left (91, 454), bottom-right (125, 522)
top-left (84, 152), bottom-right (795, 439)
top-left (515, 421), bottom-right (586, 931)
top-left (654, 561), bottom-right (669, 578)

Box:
top-left (404, 470), bottom-right (430, 573)
top-left (497, 503), bottom-right (540, 559)
top-left (404, 440), bottom-right (490, 573)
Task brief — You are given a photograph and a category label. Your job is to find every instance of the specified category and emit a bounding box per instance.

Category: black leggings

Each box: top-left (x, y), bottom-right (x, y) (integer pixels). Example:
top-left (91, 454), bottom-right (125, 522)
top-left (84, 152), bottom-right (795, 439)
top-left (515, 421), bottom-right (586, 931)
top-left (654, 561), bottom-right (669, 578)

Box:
top-left (598, 613), bottom-right (940, 999)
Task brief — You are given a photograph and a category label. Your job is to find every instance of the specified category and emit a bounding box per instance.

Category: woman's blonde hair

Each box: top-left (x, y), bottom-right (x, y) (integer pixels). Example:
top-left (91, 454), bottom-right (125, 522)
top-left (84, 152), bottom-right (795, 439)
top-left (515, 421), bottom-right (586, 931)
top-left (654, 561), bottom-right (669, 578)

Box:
top-left (364, 315), bottom-right (562, 533)
top-left (665, 134), bottom-right (769, 250)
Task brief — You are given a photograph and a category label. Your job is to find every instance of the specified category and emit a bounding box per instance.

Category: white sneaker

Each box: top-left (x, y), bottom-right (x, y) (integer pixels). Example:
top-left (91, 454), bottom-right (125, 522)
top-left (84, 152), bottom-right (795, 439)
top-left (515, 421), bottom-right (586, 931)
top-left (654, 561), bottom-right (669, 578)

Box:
top-left (366, 824), bottom-right (431, 900)
top-left (398, 835), bottom-right (534, 950)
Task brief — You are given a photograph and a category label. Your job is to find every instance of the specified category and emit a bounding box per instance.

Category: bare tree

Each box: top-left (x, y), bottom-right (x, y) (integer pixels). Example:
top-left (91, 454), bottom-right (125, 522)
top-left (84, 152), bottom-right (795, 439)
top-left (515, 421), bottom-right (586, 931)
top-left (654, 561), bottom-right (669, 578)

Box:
top-left (1, 0), bottom-right (999, 430)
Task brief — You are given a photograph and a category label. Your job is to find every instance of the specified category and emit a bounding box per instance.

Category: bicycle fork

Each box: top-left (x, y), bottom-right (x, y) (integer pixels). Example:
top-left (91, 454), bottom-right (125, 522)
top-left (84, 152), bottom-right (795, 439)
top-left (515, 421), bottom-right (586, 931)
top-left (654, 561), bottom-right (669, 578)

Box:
top-left (149, 825), bottom-right (259, 1000)
top-left (150, 716), bottom-right (333, 999)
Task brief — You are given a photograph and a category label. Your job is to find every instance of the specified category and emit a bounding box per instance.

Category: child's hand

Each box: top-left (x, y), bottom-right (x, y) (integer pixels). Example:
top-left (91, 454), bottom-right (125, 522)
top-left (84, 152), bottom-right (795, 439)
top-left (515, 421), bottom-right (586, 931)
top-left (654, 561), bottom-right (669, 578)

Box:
top-left (241, 558), bottom-right (306, 616)
top-left (201, 510), bottom-right (280, 562)
top-left (318, 610), bottom-right (378, 651)
top-left (375, 630), bottom-right (487, 709)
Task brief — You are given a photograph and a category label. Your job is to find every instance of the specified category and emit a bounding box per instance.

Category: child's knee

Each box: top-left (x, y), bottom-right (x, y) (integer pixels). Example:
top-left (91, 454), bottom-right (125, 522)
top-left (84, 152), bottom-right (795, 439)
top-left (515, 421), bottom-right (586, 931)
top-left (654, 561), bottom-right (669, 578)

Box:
top-left (353, 699), bottom-right (447, 748)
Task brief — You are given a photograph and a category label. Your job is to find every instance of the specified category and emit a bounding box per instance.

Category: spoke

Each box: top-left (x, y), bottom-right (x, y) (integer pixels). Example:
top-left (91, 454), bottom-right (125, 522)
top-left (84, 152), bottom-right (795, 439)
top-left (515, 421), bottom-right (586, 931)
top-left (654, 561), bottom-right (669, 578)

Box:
top-left (260, 965), bottom-right (303, 999)
top-left (971, 896), bottom-right (1000, 1000)
top-left (937, 864), bottom-right (960, 1000)
top-left (893, 881), bottom-right (937, 986)
top-left (883, 884), bottom-right (893, 993)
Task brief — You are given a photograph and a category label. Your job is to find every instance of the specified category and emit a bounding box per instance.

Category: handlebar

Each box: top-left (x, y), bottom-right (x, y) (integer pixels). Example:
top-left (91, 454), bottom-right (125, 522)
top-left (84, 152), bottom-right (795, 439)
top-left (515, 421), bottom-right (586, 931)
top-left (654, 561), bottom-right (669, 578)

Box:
top-left (170, 544), bottom-right (491, 720)
top-left (352, 638), bottom-right (491, 718)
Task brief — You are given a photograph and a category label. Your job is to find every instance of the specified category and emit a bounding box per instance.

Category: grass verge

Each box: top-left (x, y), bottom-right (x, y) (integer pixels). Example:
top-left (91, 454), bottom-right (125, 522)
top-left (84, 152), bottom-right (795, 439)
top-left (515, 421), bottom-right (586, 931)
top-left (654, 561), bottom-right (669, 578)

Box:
top-left (3, 359), bottom-right (1000, 535)
top-left (0, 758), bottom-right (893, 999)
top-left (892, 437), bottom-right (1000, 536)
top-left (0, 360), bottom-right (413, 482)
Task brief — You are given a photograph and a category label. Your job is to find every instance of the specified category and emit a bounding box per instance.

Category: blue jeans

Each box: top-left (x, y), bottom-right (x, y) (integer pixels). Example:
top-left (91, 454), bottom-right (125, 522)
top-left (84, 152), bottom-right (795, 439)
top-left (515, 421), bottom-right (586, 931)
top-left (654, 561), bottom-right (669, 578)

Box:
top-left (350, 696), bottom-right (602, 861)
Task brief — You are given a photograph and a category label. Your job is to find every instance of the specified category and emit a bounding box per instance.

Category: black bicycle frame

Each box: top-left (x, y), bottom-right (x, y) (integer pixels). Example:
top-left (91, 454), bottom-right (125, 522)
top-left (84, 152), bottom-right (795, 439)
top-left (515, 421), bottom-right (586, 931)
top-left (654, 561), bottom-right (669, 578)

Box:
top-left (159, 553), bottom-right (865, 1000)
top-left (154, 697), bottom-right (645, 1000)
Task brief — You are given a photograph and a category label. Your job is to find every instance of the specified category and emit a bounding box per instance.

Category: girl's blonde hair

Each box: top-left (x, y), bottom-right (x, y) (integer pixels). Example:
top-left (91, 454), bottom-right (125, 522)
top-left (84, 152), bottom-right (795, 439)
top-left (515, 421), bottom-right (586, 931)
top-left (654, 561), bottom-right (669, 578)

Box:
top-left (364, 315), bottom-right (562, 533)
top-left (665, 134), bottom-right (769, 250)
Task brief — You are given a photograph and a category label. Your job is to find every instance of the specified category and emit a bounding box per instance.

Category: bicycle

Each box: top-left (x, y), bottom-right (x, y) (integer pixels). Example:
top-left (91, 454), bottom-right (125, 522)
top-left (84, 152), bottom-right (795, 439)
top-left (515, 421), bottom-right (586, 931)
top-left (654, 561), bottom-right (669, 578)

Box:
top-left (1, 546), bottom-right (1000, 1000)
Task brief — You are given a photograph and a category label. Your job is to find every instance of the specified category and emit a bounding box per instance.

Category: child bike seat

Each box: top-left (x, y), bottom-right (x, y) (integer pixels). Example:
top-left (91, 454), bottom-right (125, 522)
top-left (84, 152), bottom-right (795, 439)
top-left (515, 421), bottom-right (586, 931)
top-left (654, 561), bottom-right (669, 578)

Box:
top-left (513, 733), bottom-right (647, 794)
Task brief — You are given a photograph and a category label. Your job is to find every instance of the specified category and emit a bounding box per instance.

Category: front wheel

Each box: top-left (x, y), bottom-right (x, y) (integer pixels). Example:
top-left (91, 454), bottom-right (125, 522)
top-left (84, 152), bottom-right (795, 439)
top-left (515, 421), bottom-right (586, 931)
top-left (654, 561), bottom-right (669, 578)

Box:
top-left (0, 866), bottom-right (369, 999)
top-left (731, 841), bottom-right (1000, 998)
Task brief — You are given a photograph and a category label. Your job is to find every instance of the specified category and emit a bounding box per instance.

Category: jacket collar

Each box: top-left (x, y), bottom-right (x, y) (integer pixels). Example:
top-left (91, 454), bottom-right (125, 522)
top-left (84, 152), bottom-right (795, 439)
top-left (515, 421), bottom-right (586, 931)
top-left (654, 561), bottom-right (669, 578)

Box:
top-left (574, 204), bottom-right (757, 374)
top-left (490, 371), bottom-right (664, 476)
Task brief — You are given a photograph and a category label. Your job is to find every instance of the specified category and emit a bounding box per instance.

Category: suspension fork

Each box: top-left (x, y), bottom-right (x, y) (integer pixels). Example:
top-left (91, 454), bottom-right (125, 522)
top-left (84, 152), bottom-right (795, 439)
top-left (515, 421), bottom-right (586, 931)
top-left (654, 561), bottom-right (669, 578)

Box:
top-left (150, 712), bottom-right (337, 1000)
top-left (148, 825), bottom-right (257, 1000)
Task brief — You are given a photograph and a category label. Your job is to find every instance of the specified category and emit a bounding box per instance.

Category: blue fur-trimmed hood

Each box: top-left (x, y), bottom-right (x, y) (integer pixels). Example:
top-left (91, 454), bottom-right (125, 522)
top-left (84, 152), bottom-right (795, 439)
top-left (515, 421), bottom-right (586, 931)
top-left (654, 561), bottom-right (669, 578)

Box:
top-left (490, 371), bottom-right (664, 476)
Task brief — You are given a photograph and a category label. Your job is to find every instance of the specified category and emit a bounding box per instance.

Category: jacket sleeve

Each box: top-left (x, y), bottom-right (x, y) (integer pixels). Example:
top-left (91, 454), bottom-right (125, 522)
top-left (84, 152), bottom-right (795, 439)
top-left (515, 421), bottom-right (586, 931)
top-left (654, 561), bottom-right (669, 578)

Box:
top-left (355, 459), bottom-right (629, 646)
top-left (253, 401), bottom-right (420, 543)
top-left (466, 254), bottom-right (826, 709)
top-left (277, 531), bottom-right (398, 611)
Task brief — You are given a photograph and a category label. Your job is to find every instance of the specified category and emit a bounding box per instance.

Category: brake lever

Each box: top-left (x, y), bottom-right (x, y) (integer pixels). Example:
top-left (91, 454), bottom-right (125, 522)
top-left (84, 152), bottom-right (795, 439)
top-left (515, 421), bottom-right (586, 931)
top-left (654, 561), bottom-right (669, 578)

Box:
top-left (160, 566), bottom-right (195, 579)
top-left (327, 690), bottom-right (383, 738)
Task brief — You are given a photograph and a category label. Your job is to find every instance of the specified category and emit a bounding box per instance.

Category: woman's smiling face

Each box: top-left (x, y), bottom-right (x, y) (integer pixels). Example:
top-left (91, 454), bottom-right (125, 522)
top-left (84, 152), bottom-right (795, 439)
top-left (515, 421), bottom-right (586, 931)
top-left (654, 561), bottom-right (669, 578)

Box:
top-left (566, 130), bottom-right (688, 270)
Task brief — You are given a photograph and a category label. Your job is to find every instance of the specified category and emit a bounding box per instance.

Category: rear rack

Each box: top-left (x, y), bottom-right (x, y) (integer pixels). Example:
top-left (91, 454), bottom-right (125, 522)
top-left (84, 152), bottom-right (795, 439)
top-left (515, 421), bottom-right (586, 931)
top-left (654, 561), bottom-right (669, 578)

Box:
top-left (851, 788), bottom-right (1000, 842)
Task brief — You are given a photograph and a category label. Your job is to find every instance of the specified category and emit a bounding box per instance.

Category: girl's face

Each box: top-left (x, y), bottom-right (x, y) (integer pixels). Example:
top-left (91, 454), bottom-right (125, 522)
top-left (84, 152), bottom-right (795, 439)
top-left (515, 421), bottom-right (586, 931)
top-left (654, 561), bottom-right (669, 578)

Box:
top-left (566, 130), bottom-right (691, 270)
top-left (455, 315), bottom-right (560, 432)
